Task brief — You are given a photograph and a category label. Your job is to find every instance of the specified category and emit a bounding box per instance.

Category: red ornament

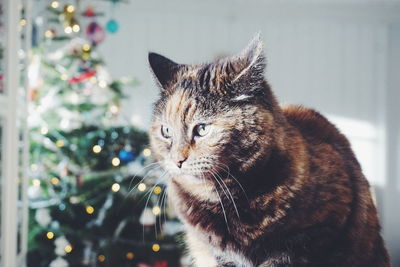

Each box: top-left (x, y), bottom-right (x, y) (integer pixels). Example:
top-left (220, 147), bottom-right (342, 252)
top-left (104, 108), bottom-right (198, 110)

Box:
top-left (86, 22), bottom-right (105, 45)
top-left (68, 70), bottom-right (96, 84)
top-left (154, 261), bottom-right (168, 267)
top-left (83, 7), bottom-right (95, 17)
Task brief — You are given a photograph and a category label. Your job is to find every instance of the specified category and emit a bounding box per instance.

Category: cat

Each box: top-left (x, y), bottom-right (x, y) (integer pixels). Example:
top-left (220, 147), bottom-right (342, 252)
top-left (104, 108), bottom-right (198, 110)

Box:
top-left (148, 34), bottom-right (390, 267)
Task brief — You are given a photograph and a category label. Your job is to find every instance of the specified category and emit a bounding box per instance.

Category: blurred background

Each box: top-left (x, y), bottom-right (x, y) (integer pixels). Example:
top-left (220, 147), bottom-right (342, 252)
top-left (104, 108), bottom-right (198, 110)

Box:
top-left (0, 0), bottom-right (399, 266)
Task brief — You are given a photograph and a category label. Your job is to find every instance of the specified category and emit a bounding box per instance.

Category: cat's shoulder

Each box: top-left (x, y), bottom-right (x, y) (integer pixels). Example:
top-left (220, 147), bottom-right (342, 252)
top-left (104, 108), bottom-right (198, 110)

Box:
top-left (281, 105), bottom-right (347, 145)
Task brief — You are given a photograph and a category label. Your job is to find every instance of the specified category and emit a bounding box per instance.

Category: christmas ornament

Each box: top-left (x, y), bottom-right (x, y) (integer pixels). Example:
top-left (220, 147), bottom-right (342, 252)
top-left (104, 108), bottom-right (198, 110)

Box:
top-left (54, 236), bottom-right (70, 256)
top-left (105, 19), bottom-right (119, 33)
top-left (35, 208), bottom-right (52, 227)
top-left (86, 22), bottom-right (105, 45)
top-left (83, 7), bottom-right (95, 17)
top-left (118, 149), bottom-right (134, 162)
top-left (68, 69), bottom-right (96, 84)
top-left (49, 256), bottom-right (69, 267)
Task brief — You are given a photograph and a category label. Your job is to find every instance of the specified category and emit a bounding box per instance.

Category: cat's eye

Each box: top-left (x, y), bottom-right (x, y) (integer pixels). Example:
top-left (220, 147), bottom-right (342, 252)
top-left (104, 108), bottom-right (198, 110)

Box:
top-left (193, 124), bottom-right (209, 137)
top-left (161, 125), bottom-right (172, 138)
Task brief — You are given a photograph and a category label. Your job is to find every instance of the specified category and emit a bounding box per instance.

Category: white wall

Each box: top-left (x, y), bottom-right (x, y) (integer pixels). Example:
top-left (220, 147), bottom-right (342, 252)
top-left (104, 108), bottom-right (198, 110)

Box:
top-left (98, 0), bottom-right (400, 264)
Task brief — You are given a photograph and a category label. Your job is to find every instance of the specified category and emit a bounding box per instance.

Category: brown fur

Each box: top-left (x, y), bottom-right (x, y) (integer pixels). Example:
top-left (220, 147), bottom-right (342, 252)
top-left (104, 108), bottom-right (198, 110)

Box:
top-left (148, 35), bottom-right (390, 267)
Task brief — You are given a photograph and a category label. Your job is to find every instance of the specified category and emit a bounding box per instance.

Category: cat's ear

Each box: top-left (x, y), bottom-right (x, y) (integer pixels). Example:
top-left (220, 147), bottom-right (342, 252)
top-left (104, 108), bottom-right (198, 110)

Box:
top-left (148, 52), bottom-right (181, 90)
top-left (229, 33), bottom-right (266, 85)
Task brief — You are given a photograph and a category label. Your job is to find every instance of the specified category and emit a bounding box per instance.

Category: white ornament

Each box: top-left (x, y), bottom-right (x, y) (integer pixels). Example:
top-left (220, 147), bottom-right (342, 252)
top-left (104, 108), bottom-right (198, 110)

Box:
top-left (49, 256), bottom-right (69, 267)
top-left (35, 208), bottom-right (51, 227)
top-left (139, 208), bottom-right (156, 226)
top-left (54, 236), bottom-right (69, 256)
top-left (28, 185), bottom-right (43, 199)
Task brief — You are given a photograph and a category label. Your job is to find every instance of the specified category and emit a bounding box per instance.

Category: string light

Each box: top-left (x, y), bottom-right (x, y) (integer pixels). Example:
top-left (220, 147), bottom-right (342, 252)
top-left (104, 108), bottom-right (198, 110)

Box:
top-left (85, 205), bottom-right (95, 214)
top-left (32, 179), bottom-right (41, 187)
top-left (82, 44), bottom-right (91, 51)
top-left (46, 232), bottom-right (55, 239)
top-left (152, 243), bottom-right (160, 252)
top-left (153, 186), bottom-right (162, 194)
top-left (44, 30), bottom-right (54, 38)
top-left (72, 24), bottom-right (80, 33)
top-left (126, 252), bottom-right (135, 260)
top-left (56, 140), bottom-right (65, 147)
top-left (111, 183), bottom-right (120, 192)
top-left (64, 26), bottom-right (72, 34)
top-left (30, 164), bottom-right (38, 171)
top-left (51, 177), bottom-right (60, 185)
top-left (152, 206), bottom-right (161, 215)
top-left (50, 1), bottom-right (59, 8)
top-left (92, 145), bottom-right (102, 154)
top-left (66, 5), bottom-right (75, 13)
top-left (64, 244), bottom-right (73, 253)
top-left (98, 255), bottom-right (106, 262)
top-left (60, 74), bottom-right (68, 80)
top-left (111, 157), bottom-right (120, 167)
top-left (109, 105), bottom-right (119, 114)
top-left (138, 183), bottom-right (146, 192)
top-left (40, 126), bottom-right (49, 135)
top-left (20, 19), bottom-right (27, 26)
top-left (143, 148), bottom-right (151, 157)
top-left (99, 80), bottom-right (107, 88)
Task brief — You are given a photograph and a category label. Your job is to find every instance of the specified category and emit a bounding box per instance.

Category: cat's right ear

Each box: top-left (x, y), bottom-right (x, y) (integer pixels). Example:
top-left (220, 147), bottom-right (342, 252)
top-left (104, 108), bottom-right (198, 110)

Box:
top-left (148, 52), bottom-right (181, 90)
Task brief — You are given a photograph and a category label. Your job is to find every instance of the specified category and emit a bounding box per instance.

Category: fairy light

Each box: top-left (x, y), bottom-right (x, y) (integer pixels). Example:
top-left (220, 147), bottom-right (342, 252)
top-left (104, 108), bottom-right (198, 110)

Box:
top-left (56, 140), bottom-right (65, 147)
top-left (111, 183), bottom-right (120, 192)
top-left (20, 19), bottom-right (27, 26)
top-left (138, 183), bottom-right (146, 192)
top-left (40, 126), bottom-right (48, 135)
top-left (152, 206), bottom-right (161, 215)
top-left (92, 145), bottom-right (102, 154)
top-left (126, 252), bottom-right (135, 260)
top-left (50, 1), bottom-right (59, 8)
top-left (98, 80), bottom-right (107, 88)
top-left (64, 26), bottom-right (72, 34)
top-left (111, 157), bottom-right (120, 167)
top-left (66, 5), bottom-right (75, 13)
top-left (98, 255), bottom-right (106, 262)
top-left (46, 232), bottom-right (55, 239)
top-left (90, 77), bottom-right (97, 83)
top-left (109, 105), bottom-right (119, 114)
top-left (72, 24), bottom-right (80, 33)
top-left (153, 186), bottom-right (162, 195)
top-left (143, 148), bottom-right (151, 157)
top-left (64, 244), bottom-right (73, 253)
top-left (32, 179), bottom-right (41, 187)
top-left (44, 30), bottom-right (54, 38)
top-left (60, 74), bottom-right (68, 80)
top-left (82, 44), bottom-right (91, 51)
top-left (85, 205), bottom-right (94, 214)
top-left (51, 177), bottom-right (60, 185)
top-left (152, 243), bottom-right (160, 252)
top-left (31, 163), bottom-right (38, 171)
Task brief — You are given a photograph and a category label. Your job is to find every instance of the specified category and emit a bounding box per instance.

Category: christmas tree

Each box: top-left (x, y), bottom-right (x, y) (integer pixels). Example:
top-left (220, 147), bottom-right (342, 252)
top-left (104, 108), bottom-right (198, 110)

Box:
top-left (27, 2), bottom-right (183, 267)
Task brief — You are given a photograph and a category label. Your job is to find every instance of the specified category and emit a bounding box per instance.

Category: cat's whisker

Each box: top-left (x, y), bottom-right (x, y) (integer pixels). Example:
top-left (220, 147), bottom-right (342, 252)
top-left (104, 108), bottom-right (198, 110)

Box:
top-left (207, 171), bottom-right (230, 233)
top-left (127, 162), bottom-right (161, 191)
top-left (210, 169), bottom-right (240, 219)
top-left (127, 165), bottom-right (163, 197)
top-left (214, 163), bottom-right (249, 201)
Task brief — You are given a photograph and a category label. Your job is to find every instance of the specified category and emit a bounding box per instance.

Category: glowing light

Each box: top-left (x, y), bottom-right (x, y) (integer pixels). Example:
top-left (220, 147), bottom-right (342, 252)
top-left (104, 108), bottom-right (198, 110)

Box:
top-left (65, 244), bottom-right (73, 253)
top-left (44, 30), bottom-right (54, 38)
top-left (46, 232), bottom-right (54, 239)
top-left (40, 126), bottom-right (48, 135)
top-left (31, 164), bottom-right (38, 171)
top-left (60, 74), bottom-right (68, 80)
top-left (90, 77), bottom-right (97, 83)
top-left (32, 179), bottom-right (41, 187)
top-left (85, 205), bottom-right (94, 214)
top-left (152, 243), bottom-right (160, 252)
top-left (153, 186), bottom-right (162, 194)
top-left (98, 255), bottom-right (106, 262)
top-left (64, 26), bottom-right (72, 34)
top-left (20, 19), bottom-right (27, 26)
top-left (56, 140), bottom-right (65, 147)
top-left (111, 157), bottom-right (120, 167)
top-left (82, 44), bottom-right (91, 51)
top-left (152, 206), bottom-right (161, 215)
top-left (66, 5), bottom-right (75, 13)
top-left (143, 148), bottom-right (151, 157)
top-left (109, 105), bottom-right (119, 114)
top-left (51, 177), bottom-right (60, 185)
top-left (98, 80), bottom-right (107, 88)
top-left (126, 252), bottom-right (135, 260)
top-left (72, 24), bottom-right (80, 33)
top-left (138, 183), bottom-right (146, 192)
top-left (50, 1), bottom-right (59, 8)
top-left (111, 183), bottom-right (120, 192)
top-left (92, 145), bottom-right (102, 153)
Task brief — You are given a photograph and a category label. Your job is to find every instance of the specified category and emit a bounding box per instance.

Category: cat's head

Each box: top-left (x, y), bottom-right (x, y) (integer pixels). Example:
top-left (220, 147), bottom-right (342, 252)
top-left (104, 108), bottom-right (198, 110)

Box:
top-left (149, 35), bottom-right (280, 186)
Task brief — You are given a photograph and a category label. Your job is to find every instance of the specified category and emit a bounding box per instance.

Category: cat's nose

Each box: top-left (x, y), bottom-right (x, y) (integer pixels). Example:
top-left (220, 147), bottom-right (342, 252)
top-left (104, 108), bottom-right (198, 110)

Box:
top-left (175, 157), bottom-right (187, 168)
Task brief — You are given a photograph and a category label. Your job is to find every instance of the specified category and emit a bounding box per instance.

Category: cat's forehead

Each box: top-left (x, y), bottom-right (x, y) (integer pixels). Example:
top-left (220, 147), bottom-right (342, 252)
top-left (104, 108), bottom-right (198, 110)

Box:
top-left (162, 89), bottom-right (200, 124)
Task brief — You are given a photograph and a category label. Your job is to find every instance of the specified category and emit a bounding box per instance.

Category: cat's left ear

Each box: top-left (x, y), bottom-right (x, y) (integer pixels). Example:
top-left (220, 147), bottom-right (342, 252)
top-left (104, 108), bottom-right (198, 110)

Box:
top-left (228, 33), bottom-right (266, 87)
top-left (148, 52), bottom-right (181, 90)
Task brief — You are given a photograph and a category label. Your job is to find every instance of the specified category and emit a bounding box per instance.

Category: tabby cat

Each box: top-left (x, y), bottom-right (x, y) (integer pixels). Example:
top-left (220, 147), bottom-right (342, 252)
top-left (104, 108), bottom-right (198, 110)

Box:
top-left (148, 35), bottom-right (390, 267)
